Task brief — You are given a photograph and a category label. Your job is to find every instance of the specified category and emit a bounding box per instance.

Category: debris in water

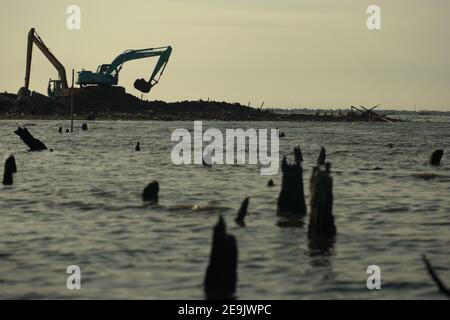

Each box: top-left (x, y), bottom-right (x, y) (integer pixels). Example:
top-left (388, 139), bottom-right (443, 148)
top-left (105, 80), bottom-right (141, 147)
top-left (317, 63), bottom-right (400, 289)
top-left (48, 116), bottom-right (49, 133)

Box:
top-left (422, 255), bottom-right (450, 298)
top-left (235, 197), bottom-right (249, 227)
top-left (412, 173), bottom-right (439, 180)
top-left (361, 167), bottom-right (383, 171)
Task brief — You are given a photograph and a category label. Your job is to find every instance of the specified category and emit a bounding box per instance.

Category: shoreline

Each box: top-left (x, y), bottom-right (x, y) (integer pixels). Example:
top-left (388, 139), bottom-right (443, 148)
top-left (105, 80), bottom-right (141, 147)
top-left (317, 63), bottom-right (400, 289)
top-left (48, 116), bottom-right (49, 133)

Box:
top-left (0, 113), bottom-right (405, 122)
top-left (1, 91), bottom-right (404, 122)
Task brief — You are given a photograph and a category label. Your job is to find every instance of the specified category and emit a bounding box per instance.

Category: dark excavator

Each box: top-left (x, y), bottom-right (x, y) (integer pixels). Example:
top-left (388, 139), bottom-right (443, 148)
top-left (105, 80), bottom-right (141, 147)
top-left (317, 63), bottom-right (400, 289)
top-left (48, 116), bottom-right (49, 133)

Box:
top-left (18, 28), bottom-right (70, 98)
top-left (18, 28), bottom-right (172, 99)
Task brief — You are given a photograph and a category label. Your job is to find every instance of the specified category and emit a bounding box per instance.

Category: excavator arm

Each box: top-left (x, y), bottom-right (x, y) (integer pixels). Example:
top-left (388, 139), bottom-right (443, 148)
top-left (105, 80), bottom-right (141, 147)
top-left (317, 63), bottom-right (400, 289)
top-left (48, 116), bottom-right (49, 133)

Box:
top-left (105, 46), bottom-right (172, 93)
top-left (23, 28), bottom-right (68, 94)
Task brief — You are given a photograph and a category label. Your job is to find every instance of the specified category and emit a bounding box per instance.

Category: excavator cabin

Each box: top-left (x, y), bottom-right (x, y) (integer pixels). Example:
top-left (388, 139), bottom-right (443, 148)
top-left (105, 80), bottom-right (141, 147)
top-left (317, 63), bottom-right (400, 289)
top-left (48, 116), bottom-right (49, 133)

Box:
top-left (47, 79), bottom-right (64, 98)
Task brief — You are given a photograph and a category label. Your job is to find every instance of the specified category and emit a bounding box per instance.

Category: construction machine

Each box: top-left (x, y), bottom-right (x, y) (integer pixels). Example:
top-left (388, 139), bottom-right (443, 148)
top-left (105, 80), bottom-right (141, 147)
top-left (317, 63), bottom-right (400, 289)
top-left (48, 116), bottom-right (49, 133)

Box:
top-left (77, 46), bottom-right (172, 93)
top-left (18, 28), bottom-right (172, 99)
top-left (18, 28), bottom-right (70, 98)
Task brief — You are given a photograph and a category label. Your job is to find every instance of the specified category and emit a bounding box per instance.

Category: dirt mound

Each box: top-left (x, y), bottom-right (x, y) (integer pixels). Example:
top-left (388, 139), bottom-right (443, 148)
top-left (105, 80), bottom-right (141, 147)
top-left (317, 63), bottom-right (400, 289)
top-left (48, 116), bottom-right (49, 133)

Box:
top-left (0, 90), bottom-right (404, 122)
top-left (1, 91), bottom-right (66, 115)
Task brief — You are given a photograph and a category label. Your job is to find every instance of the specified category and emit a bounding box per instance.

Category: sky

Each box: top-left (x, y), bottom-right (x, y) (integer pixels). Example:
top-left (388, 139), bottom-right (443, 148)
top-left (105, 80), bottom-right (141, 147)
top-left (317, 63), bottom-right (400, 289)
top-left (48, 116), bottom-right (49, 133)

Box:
top-left (0, 0), bottom-right (449, 110)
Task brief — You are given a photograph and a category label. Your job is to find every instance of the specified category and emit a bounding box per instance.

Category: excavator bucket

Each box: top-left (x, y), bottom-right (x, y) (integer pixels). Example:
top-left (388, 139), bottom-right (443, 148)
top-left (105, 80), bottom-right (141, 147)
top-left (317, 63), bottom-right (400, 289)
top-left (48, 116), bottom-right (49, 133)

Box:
top-left (134, 78), bottom-right (152, 93)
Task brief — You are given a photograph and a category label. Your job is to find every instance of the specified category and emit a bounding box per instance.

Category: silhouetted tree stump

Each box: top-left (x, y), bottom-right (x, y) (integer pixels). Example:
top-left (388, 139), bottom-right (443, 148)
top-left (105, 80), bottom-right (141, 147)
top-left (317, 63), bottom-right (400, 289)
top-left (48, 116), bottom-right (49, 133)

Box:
top-left (142, 181), bottom-right (159, 203)
top-left (14, 127), bottom-right (47, 151)
top-left (204, 216), bottom-right (238, 300)
top-left (429, 149), bottom-right (444, 166)
top-left (308, 163), bottom-right (336, 237)
top-left (3, 155), bottom-right (16, 186)
top-left (277, 146), bottom-right (307, 216)
top-left (317, 147), bottom-right (326, 165)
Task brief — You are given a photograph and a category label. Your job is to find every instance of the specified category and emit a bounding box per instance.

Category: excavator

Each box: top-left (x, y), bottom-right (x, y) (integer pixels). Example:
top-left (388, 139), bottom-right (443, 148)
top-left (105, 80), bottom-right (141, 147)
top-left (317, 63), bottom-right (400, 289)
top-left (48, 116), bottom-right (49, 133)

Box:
top-left (77, 46), bottom-right (172, 94)
top-left (18, 28), bottom-right (70, 98)
top-left (19, 28), bottom-right (172, 98)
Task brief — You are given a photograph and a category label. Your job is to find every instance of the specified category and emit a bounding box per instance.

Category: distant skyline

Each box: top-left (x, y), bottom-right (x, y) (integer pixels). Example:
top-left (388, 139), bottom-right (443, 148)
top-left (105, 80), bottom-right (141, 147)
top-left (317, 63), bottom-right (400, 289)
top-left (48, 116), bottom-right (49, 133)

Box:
top-left (1, 0), bottom-right (449, 110)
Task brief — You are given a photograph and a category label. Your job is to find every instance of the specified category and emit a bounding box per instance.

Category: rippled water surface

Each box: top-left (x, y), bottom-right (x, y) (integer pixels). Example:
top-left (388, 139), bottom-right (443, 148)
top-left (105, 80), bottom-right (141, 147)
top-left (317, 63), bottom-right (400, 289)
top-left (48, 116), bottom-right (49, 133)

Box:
top-left (0, 119), bottom-right (449, 299)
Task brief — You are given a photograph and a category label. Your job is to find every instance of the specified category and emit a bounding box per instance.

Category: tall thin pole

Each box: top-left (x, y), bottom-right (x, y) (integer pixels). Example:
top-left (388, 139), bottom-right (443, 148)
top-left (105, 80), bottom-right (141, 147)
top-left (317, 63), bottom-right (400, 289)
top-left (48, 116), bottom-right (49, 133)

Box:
top-left (71, 69), bottom-right (74, 132)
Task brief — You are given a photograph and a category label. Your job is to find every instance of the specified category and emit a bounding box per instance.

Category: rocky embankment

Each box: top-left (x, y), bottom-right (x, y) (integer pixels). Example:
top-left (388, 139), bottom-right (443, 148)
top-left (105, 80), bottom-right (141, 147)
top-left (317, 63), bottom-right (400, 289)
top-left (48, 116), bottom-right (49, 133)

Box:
top-left (0, 90), bottom-right (403, 122)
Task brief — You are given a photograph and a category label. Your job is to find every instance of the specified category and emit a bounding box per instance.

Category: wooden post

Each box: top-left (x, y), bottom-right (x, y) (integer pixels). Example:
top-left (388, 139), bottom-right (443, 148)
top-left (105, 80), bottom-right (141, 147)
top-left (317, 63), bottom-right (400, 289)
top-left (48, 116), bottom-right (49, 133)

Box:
top-left (71, 69), bottom-right (74, 133)
top-left (308, 162), bottom-right (336, 237)
top-left (429, 149), bottom-right (444, 166)
top-left (277, 146), bottom-right (307, 216)
top-left (204, 216), bottom-right (238, 300)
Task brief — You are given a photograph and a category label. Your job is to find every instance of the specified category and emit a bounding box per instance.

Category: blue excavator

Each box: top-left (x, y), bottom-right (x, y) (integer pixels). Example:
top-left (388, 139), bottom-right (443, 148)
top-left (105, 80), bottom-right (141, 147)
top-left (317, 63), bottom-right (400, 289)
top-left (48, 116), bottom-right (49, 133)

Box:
top-left (77, 46), bottom-right (172, 93)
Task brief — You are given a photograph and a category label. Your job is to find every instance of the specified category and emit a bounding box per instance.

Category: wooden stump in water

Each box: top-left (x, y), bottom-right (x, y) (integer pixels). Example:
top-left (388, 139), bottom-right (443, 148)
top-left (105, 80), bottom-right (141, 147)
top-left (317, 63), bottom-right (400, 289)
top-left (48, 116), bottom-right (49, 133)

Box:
top-left (429, 149), bottom-right (444, 166)
top-left (277, 146), bottom-right (307, 216)
top-left (204, 216), bottom-right (238, 300)
top-left (317, 147), bottom-right (326, 165)
top-left (14, 127), bottom-right (47, 151)
top-left (308, 163), bottom-right (336, 237)
top-left (3, 156), bottom-right (16, 186)
top-left (142, 181), bottom-right (159, 203)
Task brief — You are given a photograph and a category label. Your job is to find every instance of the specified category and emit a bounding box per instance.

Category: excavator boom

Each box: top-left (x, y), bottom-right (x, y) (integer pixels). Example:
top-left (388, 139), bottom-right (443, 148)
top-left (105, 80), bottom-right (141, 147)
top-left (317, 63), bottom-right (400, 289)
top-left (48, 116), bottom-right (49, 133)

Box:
top-left (23, 28), bottom-right (68, 92)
